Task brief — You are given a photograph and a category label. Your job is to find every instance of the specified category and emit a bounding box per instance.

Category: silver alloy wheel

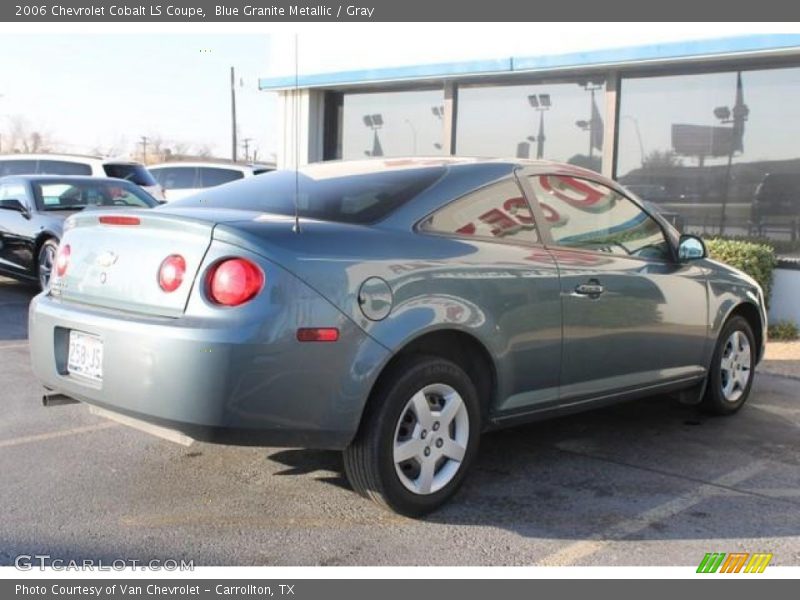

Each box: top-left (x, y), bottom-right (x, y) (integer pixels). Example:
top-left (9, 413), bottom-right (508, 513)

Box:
top-left (38, 244), bottom-right (56, 290)
top-left (392, 383), bottom-right (469, 495)
top-left (720, 330), bottom-right (752, 403)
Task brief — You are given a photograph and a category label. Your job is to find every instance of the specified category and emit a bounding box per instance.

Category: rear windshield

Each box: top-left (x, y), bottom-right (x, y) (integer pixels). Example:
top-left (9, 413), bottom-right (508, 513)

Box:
top-left (198, 167), bottom-right (244, 187)
top-left (171, 167), bottom-right (445, 224)
top-left (33, 180), bottom-right (158, 211)
top-left (103, 163), bottom-right (157, 186)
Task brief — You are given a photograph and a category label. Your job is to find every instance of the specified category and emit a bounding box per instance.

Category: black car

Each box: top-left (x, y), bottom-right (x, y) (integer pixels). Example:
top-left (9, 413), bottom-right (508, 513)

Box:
top-left (0, 175), bottom-right (158, 289)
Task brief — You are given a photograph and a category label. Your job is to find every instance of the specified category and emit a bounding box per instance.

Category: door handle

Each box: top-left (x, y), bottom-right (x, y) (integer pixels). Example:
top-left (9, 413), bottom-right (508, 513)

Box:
top-left (574, 280), bottom-right (604, 297)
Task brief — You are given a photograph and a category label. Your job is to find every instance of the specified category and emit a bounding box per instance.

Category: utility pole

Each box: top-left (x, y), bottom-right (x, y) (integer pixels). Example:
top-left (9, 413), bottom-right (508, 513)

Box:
top-left (230, 66), bottom-right (238, 162)
top-left (139, 136), bottom-right (149, 164)
top-left (242, 138), bottom-right (253, 162)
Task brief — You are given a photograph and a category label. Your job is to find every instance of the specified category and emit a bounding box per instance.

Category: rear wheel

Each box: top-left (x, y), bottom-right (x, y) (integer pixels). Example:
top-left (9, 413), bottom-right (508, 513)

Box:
top-left (700, 315), bottom-right (756, 415)
top-left (37, 239), bottom-right (58, 291)
top-left (343, 356), bottom-right (481, 516)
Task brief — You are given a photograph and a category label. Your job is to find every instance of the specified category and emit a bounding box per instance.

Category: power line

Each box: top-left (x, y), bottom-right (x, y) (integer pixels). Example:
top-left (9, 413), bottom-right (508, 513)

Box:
top-left (242, 137), bottom-right (253, 162)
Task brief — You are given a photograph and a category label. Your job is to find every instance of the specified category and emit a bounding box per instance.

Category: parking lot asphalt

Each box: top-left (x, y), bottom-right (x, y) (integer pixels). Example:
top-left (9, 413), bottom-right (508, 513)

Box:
top-left (1, 275), bottom-right (799, 567)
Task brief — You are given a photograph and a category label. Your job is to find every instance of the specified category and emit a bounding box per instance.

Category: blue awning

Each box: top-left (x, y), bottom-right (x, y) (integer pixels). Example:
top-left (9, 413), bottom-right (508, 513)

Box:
top-left (259, 34), bottom-right (800, 91)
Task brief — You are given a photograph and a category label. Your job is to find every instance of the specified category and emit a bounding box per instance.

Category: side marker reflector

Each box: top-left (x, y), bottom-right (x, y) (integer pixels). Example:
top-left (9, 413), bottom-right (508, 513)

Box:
top-left (297, 328), bottom-right (340, 342)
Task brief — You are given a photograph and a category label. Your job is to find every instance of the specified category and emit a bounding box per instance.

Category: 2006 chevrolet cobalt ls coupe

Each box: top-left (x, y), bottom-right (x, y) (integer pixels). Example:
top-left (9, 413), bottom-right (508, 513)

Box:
top-left (29, 158), bottom-right (766, 515)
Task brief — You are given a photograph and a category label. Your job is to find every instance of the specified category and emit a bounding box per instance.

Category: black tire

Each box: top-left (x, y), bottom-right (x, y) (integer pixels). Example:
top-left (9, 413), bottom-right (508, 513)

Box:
top-left (343, 355), bottom-right (481, 517)
top-left (700, 315), bottom-right (756, 416)
top-left (37, 238), bottom-right (59, 291)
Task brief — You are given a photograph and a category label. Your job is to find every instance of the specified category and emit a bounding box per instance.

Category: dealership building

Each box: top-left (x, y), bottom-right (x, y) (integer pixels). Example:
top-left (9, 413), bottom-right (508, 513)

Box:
top-left (259, 32), bottom-right (800, 322)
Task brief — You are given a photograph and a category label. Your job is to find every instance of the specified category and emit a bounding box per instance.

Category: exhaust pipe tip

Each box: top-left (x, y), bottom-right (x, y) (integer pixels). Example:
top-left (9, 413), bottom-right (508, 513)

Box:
top-left (42, 392), bottom-right (80, 407)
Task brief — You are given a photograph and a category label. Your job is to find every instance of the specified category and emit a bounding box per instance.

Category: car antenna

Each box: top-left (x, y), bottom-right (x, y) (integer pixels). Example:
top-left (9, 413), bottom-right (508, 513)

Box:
top-left (292, 33), bottom-right (301, 234)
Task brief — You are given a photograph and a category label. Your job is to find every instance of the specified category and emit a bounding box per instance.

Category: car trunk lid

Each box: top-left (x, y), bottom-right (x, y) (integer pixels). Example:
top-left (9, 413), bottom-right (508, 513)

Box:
top-left (50, 209), bottom-right (233, 317)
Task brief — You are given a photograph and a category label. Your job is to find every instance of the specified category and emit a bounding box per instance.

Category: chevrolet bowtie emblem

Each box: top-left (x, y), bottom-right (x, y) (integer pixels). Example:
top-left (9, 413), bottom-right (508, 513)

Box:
top-left (95, 251), bottom-right (118, 268)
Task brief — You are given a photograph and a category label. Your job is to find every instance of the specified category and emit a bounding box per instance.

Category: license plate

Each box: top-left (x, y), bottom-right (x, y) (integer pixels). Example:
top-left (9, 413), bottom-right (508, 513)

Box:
top-left (67, 331), bottom-right (104, 382)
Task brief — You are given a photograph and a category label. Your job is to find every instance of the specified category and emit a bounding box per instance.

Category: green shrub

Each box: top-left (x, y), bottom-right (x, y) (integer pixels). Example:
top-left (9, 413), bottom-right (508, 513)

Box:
top-left (707, 234), bottom-right (800, 257)
top-left (705, 238), bottom-right (777, 307)
top-left (768, 320), bottom-right (799, 341)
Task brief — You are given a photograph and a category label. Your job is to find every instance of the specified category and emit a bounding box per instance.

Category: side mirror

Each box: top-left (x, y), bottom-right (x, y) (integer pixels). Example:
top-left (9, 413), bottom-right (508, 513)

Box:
top-left (678, 234), bottom-right (707, 261)
top-left (0, 198), bottom-right (29, 216)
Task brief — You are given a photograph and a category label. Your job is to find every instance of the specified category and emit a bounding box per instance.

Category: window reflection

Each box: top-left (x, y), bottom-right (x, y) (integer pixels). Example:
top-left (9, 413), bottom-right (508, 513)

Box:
top-left (456, 80), bottom-right (605, 173)
top-left (618, 67), bottom-right (800, 253)
top-left (341, 90), bottom-right (445, 159)
top-left (420, 180), bottom-right (538, 244)
top-left (529, 175), bottom-right (669, 260)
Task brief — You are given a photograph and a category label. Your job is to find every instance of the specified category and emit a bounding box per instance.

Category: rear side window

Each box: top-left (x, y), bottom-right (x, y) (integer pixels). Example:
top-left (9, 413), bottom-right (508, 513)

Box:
top-left (419, 180), bottom-right (539, 244)
top-left (198, 167), bottom-right (244, 187)
top-left (172, 167), bottom-right (445, 224)
top-left (529, 175), bottom-right (670, 260)
top-left (37, 160), bottom-right (92, 176)
top-left (0, 160), bottom-right (37, 176)
top-left (151, 167), bottom-right (197, 190)
top-left (103, 163), bottom-right (157, 186)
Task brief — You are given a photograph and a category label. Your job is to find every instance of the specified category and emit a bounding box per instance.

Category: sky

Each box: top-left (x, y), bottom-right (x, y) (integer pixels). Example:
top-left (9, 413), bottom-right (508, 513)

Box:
top-left (1, 34), bottom-right (278, 162)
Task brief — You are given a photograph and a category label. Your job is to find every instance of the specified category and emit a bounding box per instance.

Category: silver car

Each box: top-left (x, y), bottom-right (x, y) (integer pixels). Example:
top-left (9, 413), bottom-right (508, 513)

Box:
top-left (29, 158), bottom-right (767, 515)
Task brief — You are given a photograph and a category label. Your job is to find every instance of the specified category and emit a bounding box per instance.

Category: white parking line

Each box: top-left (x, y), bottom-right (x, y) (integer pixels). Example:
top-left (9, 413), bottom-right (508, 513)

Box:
top-left (754, 404), bottom-right (800, 419)
top-left (536, 460), bottom-right (766, 566)
top-left (0, 422), bottom-right (118, 449)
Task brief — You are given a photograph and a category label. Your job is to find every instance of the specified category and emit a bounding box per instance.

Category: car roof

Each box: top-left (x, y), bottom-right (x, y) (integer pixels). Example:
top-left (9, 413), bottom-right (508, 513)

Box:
top-left (0, 153), bottom-right (144, 166)
top-left (0, 174), bottom-right (141, 185)
top-left (294, 156), bottom-right (603, 179)
top-left (311, 157), bottom-right (613, 230)
top-left (150, 161), bottom-right (276, 171)
top-left (149, 162), bottom-right (253, 171)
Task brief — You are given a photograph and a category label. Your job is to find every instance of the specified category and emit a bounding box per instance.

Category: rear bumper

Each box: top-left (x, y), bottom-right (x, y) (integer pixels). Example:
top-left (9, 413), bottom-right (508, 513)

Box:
top-left (29, 293), bottom-right (389, 449)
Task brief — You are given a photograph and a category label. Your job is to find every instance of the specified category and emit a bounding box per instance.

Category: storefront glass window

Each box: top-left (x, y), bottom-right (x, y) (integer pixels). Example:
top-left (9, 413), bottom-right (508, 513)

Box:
top-left (341, 89), bottom-right (445, 159)
top-left (456, 80), bottom-right (606, 173)
top-left (618, 67), bottom-right (800, 255)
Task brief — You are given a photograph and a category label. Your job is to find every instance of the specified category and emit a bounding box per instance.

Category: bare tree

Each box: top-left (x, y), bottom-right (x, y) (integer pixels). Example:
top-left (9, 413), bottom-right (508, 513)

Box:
top-left (91, 135), bottom-right (129, 158)
top-left (642, 150), bottom-right (683, 169)
top-left (171, 142), bottom-right (190, 160)
top-left (2, 115), bottom-right (56, 153)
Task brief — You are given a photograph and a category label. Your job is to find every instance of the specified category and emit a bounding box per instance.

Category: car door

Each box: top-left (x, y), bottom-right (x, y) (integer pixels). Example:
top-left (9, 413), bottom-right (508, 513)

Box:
top-left (521, 172), bottom-right (709, 401)
top-left (416, 177), bottom-right (563, 413)
top-left (0, 181), bottom-right (37, 275)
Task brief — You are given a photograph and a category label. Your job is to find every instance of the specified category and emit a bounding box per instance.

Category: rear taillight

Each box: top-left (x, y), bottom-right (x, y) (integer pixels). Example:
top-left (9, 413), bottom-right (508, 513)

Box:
top-left (207, 258), bottom-right (264, 306)
top-left (55, 244), bottom-right (71, 278)
top-left (99, 215), bottom-right (140, 226)
top-left (158, 254), bottom-right (186, 293)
